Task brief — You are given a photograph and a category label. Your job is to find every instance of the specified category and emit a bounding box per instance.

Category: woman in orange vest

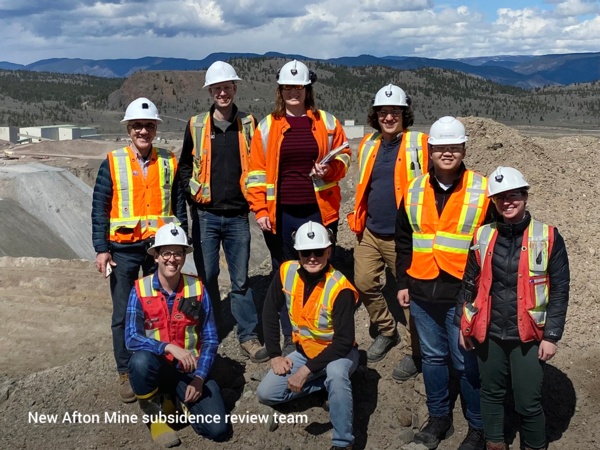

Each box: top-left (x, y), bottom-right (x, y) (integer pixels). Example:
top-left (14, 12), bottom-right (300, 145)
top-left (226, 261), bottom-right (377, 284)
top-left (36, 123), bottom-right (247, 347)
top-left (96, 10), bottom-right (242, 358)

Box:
top-left (458, 167), bottom-right (570, 450)
top-left (247, 60), bottom-right (351, 355)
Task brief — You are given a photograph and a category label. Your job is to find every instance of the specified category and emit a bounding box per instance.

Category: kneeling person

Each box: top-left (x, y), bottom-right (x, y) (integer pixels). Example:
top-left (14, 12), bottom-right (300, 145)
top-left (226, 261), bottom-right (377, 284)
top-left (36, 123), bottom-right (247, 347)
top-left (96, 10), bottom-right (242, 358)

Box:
top-left (257, 221), bottom-right (359, 450)
top-left (125, 223), bottom-right (227, 447)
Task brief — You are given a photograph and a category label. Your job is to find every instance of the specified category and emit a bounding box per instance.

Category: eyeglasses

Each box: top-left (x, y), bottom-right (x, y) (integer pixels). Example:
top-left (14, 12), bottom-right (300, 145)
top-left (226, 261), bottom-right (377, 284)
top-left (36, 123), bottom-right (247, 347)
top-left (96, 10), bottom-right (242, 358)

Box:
top-left (281, 85), bottom-right (305, 91)
top-left (377, 109), bottom-right (404, 118)
top-left (494, 191), bottom-right (526, 202)
top-left (210, 84), bottom-right (235, 94)
top-left (159, 250), bottom-right (185, 260)
top-left (129, 122), bottom-right (156, 132)
top-left (299, 248), bottom-right (327, 258)
top-left (430, 145), bottom-right (464, 153)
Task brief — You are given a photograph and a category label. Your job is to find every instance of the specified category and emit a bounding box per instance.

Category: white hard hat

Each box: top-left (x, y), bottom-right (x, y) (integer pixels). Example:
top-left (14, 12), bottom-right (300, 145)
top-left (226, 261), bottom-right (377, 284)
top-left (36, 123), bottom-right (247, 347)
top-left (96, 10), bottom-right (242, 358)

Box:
top-left (373, 84), bottom-right (409, 107)
top-left (428, 116), bottom-right (467, 145)
top-left (277, 60), bottom-right (314, 85)
top-left (121, 97), bottom-right (162, 123)
top-left (293, 221), bottom-right (332, 251)
top-left (147, 223), bottom-right (192, 255)
top-left (203, 61), bottom-right (242, 88)
top-left (487, 166), bottom-right (530, 197)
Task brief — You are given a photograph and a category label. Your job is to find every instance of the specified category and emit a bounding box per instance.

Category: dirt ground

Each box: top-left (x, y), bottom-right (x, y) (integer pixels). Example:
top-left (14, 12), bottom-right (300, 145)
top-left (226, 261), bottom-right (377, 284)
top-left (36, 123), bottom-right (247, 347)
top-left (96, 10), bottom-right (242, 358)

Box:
top-left (1, 118), bottom-right (599, 450)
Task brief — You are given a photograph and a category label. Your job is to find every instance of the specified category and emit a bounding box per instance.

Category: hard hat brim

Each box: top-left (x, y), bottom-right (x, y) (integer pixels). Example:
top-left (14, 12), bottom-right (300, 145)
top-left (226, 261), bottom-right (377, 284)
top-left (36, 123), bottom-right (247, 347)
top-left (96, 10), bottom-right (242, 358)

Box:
top-left (147, 243), bottom-right (193, 256)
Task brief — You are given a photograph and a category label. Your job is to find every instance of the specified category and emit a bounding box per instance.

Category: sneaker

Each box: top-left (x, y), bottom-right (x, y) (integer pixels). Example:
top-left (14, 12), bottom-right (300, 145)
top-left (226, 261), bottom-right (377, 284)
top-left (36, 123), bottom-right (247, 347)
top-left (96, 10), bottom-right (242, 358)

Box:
top-left (282, 335), bottom-right (296, 356)
top-left (413, 415), bottom-right (454, 449)
top-left (117, 373), bottom-right (136, 404)
top-left (240, 339), bottom-right (270, 363)
top-left (392, 355), bottom-right (420, 381)
top-left (366, 332), bottom-right (400, 362)
top-left (458, 427), bottom-right (485, 450)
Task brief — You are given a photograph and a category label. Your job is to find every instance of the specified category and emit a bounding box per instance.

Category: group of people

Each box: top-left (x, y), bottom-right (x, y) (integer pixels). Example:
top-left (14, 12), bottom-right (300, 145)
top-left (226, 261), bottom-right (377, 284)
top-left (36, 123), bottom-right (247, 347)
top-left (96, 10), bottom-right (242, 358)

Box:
top-left (91, 59), bottom-right (570, 450)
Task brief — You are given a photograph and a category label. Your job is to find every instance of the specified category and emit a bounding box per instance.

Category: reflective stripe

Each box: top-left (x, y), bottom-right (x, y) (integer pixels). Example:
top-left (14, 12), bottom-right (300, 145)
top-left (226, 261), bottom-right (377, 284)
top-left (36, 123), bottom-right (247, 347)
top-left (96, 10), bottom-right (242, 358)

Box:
top-left (459, 172), bottom-right (487, 235)
top-left (463, 301), bottom-right (479, 323)
top-left (258, 116), bottom-right (273, 157)
top-left (475, 224), bottom-right (496, 273)
top-left (528, 220), bottom-right (550, 325)
top-left (190, 113), bottom-right (210, 198)
top-left (406, 176), bottom-right (428, 233)
top-left (412, 233), bottom-right (435, 253)
top-left (321, 110), bottom-right (336, 150)
top-left (240, 115), bottom-right (254, 153)
top-left (139, 275), bottom-right (155, 297)
top-left (358, 134), bottom-right (380, 184)
top-left (433, 231), bottom-right (472, 254)
top-left (266, 184), bottom-right (275, 200)
top-left (313, 178), bottom-right (337, 192)
top-left (156, 148), bottom-right (175, 214)
top-left (282, 261), bottom-right (301, 335)
top-left (184, 325), bottom-right (199, 357)
top-left (246, 170), bottom-right (266, 188)
top-left (404, 131), bottom-right (424, 180)
top-left (112, 148), bottom-right (134, 219)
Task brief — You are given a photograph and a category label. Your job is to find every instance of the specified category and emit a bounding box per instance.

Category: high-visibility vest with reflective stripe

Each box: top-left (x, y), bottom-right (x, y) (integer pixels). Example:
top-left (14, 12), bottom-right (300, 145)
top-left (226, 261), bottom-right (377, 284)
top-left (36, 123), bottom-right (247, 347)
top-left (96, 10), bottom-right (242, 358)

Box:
top-left (461, 220), bottom-right (555, 343)
top-left (135, 274), bottom-right (204, 361)
top-left (405, 170), bottom-right (489, 279)
top-left (108, 146), bottom-right (178, 243)
top-left (280, 261), bottom-right (358, 358)
top-left (188, 111), bottom-right (255, 204)
top-left (246, 109), bottom-right (350, 234)
top-left (348, 130), bottom-right (428, 234)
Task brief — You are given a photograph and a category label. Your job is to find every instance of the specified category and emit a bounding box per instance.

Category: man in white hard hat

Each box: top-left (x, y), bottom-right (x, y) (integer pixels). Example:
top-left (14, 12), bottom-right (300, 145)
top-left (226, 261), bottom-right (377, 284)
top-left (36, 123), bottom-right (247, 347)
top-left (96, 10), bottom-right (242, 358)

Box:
top-left (348, 83), bottom-right (427, 378)
top-left (125, 223), bottom-right (227, 447)
top-left (92, 97), bottom-right (188, 403)
top-left (257, 221), bottom-right (359, 450)
top-left (178, 61), bottom-right (268, 363)
top-left (395, 116), bottom-right (493, 450)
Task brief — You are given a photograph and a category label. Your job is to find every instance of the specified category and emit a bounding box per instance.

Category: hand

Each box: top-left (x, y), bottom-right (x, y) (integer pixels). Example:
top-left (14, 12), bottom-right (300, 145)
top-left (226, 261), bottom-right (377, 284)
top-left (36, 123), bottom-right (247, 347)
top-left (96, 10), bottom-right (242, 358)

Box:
top-left (287, 365), bottom-right (311, 393)
top-left (184, 376), bottom-right (204, 403)
top-left (257, 216), bottom-right (272, 232)
top-left (165, 344), bottom-right (197, 373)
top-left (310, 162), bottom-right (330, 179)
top-left (270, 356), bottom-right (293, 376)
top-left (96, 252), bottom-right (116, 277)
top-left (538, 339), bottom-right (558, 361)
top-left (459, 332), bottom-right (475, 351)
top-left (397, 289), bottom-right (410, 308)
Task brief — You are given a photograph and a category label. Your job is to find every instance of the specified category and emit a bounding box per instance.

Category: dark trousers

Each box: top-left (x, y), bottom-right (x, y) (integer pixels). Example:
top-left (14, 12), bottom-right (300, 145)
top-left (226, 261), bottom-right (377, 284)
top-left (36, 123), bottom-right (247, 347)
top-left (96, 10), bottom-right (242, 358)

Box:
top-left (476, 337), bottom-right (546, 448)
top-left (110, 242), bottom-right (155, 373)
top-left (263, 204), bottom-right (338, 337)
top-left (129, 351), bottom-right (228, 441)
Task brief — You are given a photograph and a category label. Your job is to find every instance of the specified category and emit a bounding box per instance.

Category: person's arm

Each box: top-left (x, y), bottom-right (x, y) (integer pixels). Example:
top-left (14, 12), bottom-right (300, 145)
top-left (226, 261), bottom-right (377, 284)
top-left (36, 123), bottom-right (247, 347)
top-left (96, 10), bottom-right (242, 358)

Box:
top-left (262, 274), bottom-right (286, 358)
top-left (171, 167), bottom-right (189, 234)
top-left (125, 286), bottom-right (167, 355)
top-left (91, 158), bottom-right (113, 253)
top-left (304, 289), bottom-right (355, 373)
top-left (177, 121), bottom-right (194, 197)
top-left (543, 228), bottom-right (570, 342)
top-left (395, 198), bottom-right (413, 291)
top-left (455, 242), bottom-right (481, 326)
top-left (194, 288), bottom-right (219, 380)
top-left (246, 120), bottom-right (269, 221)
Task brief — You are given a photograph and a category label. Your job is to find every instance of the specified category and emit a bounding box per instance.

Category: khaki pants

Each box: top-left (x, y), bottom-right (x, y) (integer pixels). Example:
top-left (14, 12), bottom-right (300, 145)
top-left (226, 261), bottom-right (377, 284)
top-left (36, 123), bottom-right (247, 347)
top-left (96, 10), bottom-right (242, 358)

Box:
top-left (354, 227), bottom-right (420, 357)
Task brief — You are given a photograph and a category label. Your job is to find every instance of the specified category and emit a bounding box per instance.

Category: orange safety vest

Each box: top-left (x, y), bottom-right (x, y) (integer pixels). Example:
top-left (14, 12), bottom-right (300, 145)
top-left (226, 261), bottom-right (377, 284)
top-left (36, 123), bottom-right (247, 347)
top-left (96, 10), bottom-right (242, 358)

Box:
top-left (108, 146), bottom-right (178, 243)
top-left (461, 220), bottom-right (554, 343)
top-left (280, 261), bottom-right (358, 358)
top-left (246, 109), bottom-right (350, 234)
top-left (405, 170), bottom-right (489, 279)
top-left (347, 130), bottom-right (429, 234)
top-left (188, 111), bottom-right (255, 204)
top-left (135, 274), bottom-right (205, 362)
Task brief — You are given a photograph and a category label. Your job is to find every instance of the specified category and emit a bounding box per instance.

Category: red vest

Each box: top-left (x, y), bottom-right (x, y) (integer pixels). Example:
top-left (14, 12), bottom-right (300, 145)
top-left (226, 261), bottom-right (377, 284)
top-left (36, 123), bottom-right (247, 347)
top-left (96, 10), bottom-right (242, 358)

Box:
top-left (135, 274), bottom-right (204, 361)
top-left (461, 220), bottom-right (554, 343)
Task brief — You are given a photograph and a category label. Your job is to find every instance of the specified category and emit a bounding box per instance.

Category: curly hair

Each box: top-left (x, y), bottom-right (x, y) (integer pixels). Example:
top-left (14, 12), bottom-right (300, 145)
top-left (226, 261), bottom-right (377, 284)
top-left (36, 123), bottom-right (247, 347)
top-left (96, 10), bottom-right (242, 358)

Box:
top-left (272, 85), bottom-right (319, 119)
top-left (367, 105), bottom-right (415, 131)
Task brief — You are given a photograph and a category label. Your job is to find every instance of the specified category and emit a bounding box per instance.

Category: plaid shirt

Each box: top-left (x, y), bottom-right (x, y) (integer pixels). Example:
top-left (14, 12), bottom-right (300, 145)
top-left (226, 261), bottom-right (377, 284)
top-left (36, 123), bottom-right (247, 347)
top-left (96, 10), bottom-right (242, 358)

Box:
top-left (125, 272), bottom-right (218, 380)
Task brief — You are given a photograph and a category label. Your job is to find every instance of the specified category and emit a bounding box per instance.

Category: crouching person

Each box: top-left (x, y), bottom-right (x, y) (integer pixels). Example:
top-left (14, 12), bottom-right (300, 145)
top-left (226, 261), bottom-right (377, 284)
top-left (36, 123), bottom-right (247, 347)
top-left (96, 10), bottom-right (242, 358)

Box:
top-left (125, 223), bottom-right (228, 447)
top-left (257, 221), bottom-right (359, 450)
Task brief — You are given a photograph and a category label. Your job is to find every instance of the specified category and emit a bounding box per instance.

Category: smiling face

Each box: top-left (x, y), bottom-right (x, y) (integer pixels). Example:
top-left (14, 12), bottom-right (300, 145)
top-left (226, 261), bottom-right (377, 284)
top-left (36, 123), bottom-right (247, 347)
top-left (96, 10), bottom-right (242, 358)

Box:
top-left (376, 106), bottom-right (405, 139)
top-left (492, 189), bottom-right (528, 223)
top-left (154, 244), bottom-right (187, 279)
top-left (430, 143), bottom-right (466, 174)
top-left (127, 120), bottom-right (157, 156)
top-left (298, 246), bottom-right (331, 274)
top-left (281, 85), bottom-right (307, 113)
top-left (208, 81), bottom-right (237, 109)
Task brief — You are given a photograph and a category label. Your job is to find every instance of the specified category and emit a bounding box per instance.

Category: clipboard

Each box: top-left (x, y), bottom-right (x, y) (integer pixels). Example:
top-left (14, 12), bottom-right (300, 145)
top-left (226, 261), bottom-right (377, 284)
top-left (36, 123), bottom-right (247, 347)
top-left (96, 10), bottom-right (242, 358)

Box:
top-left (319, 142), bottom-right (349, 165)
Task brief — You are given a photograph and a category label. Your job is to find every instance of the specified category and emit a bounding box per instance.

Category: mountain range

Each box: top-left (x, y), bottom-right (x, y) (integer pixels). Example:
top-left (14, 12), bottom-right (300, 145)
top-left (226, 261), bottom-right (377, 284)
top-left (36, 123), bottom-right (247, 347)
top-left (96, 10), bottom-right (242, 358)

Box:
top-left (1, 51), bottom-right (599, 88)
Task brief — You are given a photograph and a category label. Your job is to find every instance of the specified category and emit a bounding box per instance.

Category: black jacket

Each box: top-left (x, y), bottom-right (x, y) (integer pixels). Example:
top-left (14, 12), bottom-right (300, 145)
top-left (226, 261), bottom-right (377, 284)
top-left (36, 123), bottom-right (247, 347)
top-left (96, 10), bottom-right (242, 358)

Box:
top-left (457, 212), bottom-right (570, 342)
top-left (395, 164), bottom-right (495, 303)
top-left (91, 149), bottom-right (188, 253)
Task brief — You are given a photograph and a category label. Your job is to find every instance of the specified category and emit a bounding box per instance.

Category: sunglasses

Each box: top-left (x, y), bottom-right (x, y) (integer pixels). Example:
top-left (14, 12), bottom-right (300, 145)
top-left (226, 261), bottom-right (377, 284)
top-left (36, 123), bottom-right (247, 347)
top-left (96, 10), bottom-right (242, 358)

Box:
top-left (377, 109), bottom-right (404, 118)
top-left (299, 248), bottom-right (327, 258)
top-left (129, 122), bottom-right (157, 132)
top-left (494, 191), bottom-right (526, 202)
top-left (281, 85), bottom-right (305, 91)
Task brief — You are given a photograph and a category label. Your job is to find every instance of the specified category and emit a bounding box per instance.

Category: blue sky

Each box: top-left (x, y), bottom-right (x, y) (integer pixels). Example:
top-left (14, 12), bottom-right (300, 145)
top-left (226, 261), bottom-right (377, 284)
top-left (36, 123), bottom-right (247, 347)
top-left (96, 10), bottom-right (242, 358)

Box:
top-left (0, 0), bottom-right (599, 64)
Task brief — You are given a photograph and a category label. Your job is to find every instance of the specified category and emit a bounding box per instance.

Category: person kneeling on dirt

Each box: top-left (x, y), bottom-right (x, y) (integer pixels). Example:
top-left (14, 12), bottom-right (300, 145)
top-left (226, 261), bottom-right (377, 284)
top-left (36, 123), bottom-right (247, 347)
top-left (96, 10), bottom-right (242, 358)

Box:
top-left (257, 221), bottom-right (359, 450)
top-left (125, 223), bottom-right (228, 447)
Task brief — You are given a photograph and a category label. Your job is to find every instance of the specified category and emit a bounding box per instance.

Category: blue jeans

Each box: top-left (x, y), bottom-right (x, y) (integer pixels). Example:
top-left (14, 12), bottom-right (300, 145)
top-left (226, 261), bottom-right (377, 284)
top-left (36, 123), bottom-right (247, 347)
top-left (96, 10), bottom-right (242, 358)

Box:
top-left (256, 348), bottom-right (359, 447)
top-left (110, 241), bottom-right (155, 373)
top-left (191, 209), bottom-right (258, 343)
top-left (410, 299), bottom-right (483, 429)
top-left (129, 351), bottom-right (228, 440)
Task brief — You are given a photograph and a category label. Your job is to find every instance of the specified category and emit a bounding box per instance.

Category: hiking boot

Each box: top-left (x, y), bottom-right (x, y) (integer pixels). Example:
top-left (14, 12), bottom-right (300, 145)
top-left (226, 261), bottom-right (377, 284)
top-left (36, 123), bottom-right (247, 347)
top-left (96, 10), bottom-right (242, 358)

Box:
top-left (458, 427), bottom-right (485, 450)
top-left (282, 335), bottom-right (296, 356)
top-left (240, 339), bottom-right (270, 363)
top-left (138, 393), bottom-right (181, 448)
top-left (117, 373), bottom-right (136, 403)
top-left (485, 442), bottom-right (508, 450)
top-left (413, 415), bottom-right (454, 449)
top-left (392, 355), bottom-right (420, 381)
top-left (366, 332), bottom-right (400, 362)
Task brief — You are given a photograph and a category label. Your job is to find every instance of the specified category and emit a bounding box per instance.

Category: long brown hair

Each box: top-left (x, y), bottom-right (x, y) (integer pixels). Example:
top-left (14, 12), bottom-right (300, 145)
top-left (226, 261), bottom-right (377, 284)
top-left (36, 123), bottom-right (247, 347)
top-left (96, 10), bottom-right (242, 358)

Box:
top-left (272, 85), bottom-right (320, 119)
